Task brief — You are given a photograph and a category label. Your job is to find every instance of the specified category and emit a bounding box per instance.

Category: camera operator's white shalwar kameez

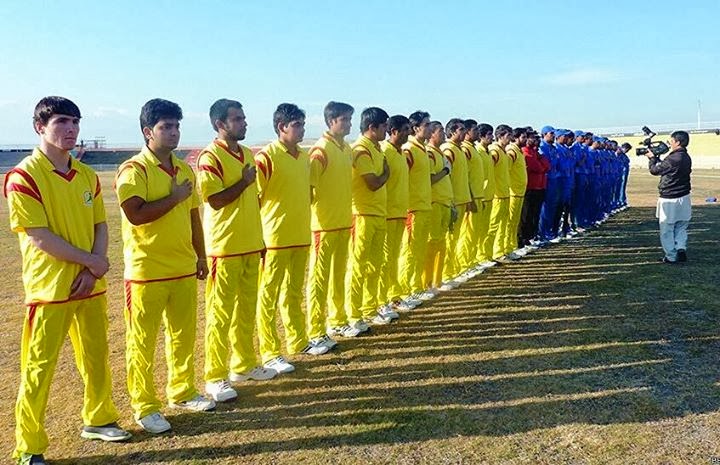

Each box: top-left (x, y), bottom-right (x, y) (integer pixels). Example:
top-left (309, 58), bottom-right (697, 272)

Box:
top-left (656, 194), bottom-right (691, 261)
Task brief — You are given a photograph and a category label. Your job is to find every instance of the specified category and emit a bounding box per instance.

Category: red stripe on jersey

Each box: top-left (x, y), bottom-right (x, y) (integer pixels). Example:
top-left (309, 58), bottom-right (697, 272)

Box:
top-left (313, 231), bottom-right (322, 257)
top-left (310, 148), bottom-right (329, 172)
top-left (403, 149), bottom-right (414, 169)
top-left (4, 168), bottom-right (42, 200)
top-left (94, 174), bottom-right (102, 198)
top-left (254, 152), bottom-right (273, 180)
top-left (4, 183), bottom-right (43, 203)
top-left (198, 164), bottom-right (223, 179)
top-left (53, 169), bottom-right (77, 181)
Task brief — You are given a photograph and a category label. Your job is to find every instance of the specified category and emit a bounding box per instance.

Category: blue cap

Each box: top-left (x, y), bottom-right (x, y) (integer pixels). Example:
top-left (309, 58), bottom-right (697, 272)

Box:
top-left (592, 136), bottom-right (603, 143)
top-left (574, 130), bottom-right (585, 137)
top-left (556, 129), bottom-right (570, 137)
top-left (541, 125), bottom-right (555, 135)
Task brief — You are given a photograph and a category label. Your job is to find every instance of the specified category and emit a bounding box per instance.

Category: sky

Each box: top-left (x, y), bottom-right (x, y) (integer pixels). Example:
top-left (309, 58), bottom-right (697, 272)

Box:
top-left (1, 0), bottom-right (719, 147)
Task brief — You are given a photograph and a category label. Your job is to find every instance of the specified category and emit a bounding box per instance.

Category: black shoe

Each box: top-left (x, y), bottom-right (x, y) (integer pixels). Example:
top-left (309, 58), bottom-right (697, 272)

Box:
top-left (677, 249), bottom-right (687, 262)
top-left (660, 257), bottom-right (677, 264)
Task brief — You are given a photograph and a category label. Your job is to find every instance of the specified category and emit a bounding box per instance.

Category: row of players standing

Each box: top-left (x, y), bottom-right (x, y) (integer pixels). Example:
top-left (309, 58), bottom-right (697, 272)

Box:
top-left (6, 96), bottom-right (631, 464)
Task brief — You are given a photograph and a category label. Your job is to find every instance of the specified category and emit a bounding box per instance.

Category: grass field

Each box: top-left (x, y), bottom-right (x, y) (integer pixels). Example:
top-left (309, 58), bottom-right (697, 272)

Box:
top-left (1, 170), bottom-right (719, 464)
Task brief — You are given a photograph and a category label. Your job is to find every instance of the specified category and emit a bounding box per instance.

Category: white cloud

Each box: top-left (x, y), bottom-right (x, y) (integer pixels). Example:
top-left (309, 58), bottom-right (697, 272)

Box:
top-left (544, 68), bottom-right (623, 86)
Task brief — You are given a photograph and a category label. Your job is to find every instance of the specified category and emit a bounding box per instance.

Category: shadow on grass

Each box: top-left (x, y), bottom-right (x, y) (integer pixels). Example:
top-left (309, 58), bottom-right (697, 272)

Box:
top-left (53, 206), bottom-right (720, 464)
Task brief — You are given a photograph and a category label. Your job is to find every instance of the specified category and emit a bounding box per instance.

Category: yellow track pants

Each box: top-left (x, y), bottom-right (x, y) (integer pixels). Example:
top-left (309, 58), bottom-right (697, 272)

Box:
top-left (488, 197), bottom-right (510, 260)
top-left (204, 253), bottom-right (261, 382)
top-left (348, 215), bottom-right (386, 321)
top-left (14, 294), bottom-right (119, 458)
top-left (476, 199), bottom-right (493, 263)
top-left (307, 229), bottom-right (351, 339)
top-left (124, 276), bottom-right (199, 420)
top-left (257, 247), bottom-right (309, 363)
top-left (380, 218), bottom-right (407, 303)
top-left (442, 204), bottom-right (466, 281)
top-left (400, 210), bottom-right (432, 295)
top-left (424, 203), bottom-right (451, 289)
top-left (505, 195), bottom-right (525, 254)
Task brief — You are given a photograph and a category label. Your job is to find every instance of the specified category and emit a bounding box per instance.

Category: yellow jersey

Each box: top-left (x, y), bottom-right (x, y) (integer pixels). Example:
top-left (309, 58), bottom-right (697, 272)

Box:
top-left (116, 146), bottom-right (200, 281)
top-left (427, 144), bottom-right (453, 207)
top-left (461, 140), bottom-right (484, 200)
top-left (309, 132), bottom-right (353, 231)
top-left (475, 142), bottom-right (495, 201)
top-left (254, 140), bottom-right (311, 249)
top-left (351, 135), bottom-right (387, 217)
top-left (488, 143), bottom-right (511, 198)
top-left (380, 140), bottom-right (409, 219)
top-left (402, 135), bottom-right (432, 212)
top-left (506, 142), bottom-right (528, 196)
top-left (196, 139), bottom-right (264, 257)
top-left (5, 148), bottom-right (106, 303)
top-left (441, 140), bottom-right (471, 205)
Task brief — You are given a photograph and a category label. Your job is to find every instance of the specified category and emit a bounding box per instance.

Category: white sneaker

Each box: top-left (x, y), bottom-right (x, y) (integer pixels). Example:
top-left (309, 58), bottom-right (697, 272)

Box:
top-left (302, 337), bottom-right (331, 355)
top-left (370, 313), bottom-right (392, 325)
top-left (438, 280), bottom-right (459, 291)
top-left (170, 394), bottom-right (216, 412)
top-left (481, 260), bottom-right (497, 268)
top-left (576, 227), bottom-right (586, 233)
top-left (507, 252), bottom-right (522, 261)
top-left (549, 237), bottom-right (562, 244)
top-left (205, 380), bottom-right (238, 402)
top-left (136, 412), bottom-right (171, 434)
top-left (378, 304), bottom-right (400, 320)
top-left (417, 289), bottom-right (436, 301)
top-left (352, 320), bottom-right (371, 333)
top-left (392, 299), bottom-right (415, 311)
top-left (320, 334), bottom-right (338, 349)
top-left (328, 324), bottom-right (362, 338)
top-left (229, 366), bottom-right (277, 382)
top-left (454, 272), bottom-right (471, 283)
top-left (264, 356), bottom-right (295, 374)
top-left (405, 294), bottom-right (424, 308)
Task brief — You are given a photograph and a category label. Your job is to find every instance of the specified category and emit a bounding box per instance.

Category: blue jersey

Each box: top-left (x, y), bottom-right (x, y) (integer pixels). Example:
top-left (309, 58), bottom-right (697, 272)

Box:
top-left (540, 140), bottom-right (560, 179)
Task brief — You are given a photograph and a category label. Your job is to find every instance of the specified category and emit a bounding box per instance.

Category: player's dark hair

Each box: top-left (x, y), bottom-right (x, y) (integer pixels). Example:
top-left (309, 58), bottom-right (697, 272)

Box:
top-left (445, 118), bottom-right (465, 137)
top-left (324, 101), bottom-right (354, 126)
top-left (273, 103), bottom-right (306, 135)
top-left (209, 99), bottom-right (243, 131)
top-left (140, 98), bottom-right (183, 140)
top-left (360, 107), bottom-right (389, 133)
top-left (33, 96), bottom-right (81, 127)
top-left (408, 111), bottom-right (431, 130)
top-left (478, 123), bottom-right (494, 138)
top-left (387, 114), bottom-right (410, 134)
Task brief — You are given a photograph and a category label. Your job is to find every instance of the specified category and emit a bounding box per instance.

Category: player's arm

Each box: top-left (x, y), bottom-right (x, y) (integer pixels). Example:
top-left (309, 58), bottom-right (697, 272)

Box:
top-left (207, 163), bottom-right (256, 210)
top-left (358, 153), bottom-right (389, 191)
top-left (191, 208), bottom-right (208, 279)
top-left (121, 173), bottom-right (192, 225)
top-left (25, 227), bottom-right (109, 279)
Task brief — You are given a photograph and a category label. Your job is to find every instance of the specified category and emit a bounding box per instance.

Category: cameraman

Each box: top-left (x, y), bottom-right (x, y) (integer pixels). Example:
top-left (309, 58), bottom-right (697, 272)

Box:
top-left (645, 131), bottom-right (692, 263)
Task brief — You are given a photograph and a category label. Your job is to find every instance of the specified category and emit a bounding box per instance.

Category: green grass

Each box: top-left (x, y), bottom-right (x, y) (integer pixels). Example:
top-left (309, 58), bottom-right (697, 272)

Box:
top-left (0, 171), bottom-right (719, 464)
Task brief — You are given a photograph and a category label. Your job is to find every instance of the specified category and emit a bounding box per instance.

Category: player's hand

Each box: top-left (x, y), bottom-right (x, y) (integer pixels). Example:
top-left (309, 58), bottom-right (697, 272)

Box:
top-left (70, 268), bottom-right (97, 299)
top-left (382, 158), bottom-right (389, 176)
top-left (170, 174), bottom-right (193, 203)
top-left (86, 253), bottom-right (110, 278)
top-left (467, 200), bottom-right (478, 213)
top-left (241, 163), bottom-right (257, 185)
top-left (196, 258), bottom-right (208, 280)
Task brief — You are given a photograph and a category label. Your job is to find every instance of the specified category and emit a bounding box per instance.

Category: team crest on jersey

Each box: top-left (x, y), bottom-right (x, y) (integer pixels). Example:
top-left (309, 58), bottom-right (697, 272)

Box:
top-left (83, 191), bottom-right (93, 206)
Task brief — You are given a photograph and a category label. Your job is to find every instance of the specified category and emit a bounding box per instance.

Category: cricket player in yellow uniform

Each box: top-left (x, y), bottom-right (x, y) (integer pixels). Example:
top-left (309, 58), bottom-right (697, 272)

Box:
top-left (458, 119), bottom-right (485, 276)
top-left (7, 97), bottom-right (130, 465)
top-left (475, 124), bottom-right (496, 266)
top-left (349, 107), bottom-right (390, 329)
top-left (399, 111), bottom-right (434, 306)
top-left (196, 99), bottom-right (275, 404)
top-left (505, 127), bottom-right (529, 257)
top-left (440, 119), bottom-right (470, 283)
top-left (378, 115), bottom-right (410, 320)
top-left (424, 121), bottom-right (453, 291)
top-left (486, 125), bottom-right (513, 260)
top-left (255, 103), bottom-right (326, 372)
top-left (117, 99), bottom-right (215, 435)
top-left (307, 101), bottom-right (362, 345)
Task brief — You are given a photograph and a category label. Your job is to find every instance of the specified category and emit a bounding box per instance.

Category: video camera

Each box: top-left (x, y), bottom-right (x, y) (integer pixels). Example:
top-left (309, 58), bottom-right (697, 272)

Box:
top-left (635, 126), bottom-right (670, 157)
